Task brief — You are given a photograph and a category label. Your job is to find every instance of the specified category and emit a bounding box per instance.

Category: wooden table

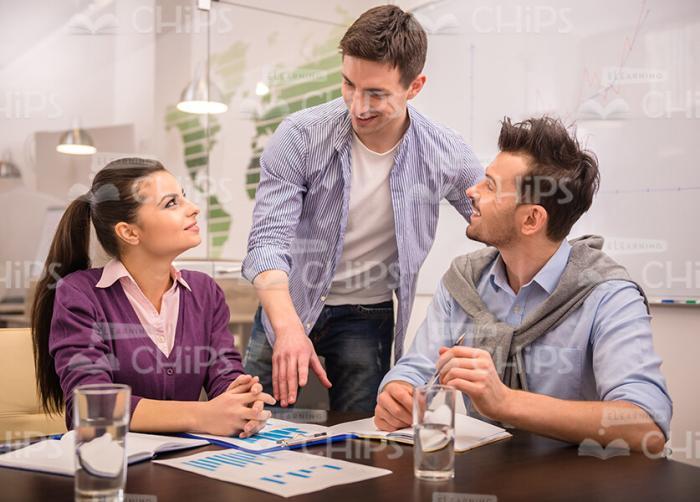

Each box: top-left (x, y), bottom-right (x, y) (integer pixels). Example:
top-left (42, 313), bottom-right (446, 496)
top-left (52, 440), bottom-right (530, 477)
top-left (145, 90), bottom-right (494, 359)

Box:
top-left (2, 412), bottom-right (699, 501)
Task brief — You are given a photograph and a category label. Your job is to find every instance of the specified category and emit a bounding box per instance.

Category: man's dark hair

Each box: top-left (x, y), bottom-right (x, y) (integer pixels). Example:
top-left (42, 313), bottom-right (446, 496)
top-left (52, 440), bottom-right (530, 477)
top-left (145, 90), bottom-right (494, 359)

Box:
top-left (339, 5), bottom-right (427, 88)
top-left (498, 116), bottom-right (600, 241)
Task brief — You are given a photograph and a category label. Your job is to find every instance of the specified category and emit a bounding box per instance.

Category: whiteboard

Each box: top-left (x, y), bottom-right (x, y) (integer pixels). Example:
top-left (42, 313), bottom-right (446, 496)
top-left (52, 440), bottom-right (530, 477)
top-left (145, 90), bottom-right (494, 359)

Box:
top-left (570, 118), bottom-right (699, 301)
top-left (411, 0), bottom-right (700, 301)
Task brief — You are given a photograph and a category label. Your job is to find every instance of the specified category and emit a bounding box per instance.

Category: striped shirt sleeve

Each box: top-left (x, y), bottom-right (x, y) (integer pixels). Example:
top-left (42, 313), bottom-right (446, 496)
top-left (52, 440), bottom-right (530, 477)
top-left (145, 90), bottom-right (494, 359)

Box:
top-left (242, 118), bottom-right (309, 282)
top-left (444, 139), bottom-right (483, 220)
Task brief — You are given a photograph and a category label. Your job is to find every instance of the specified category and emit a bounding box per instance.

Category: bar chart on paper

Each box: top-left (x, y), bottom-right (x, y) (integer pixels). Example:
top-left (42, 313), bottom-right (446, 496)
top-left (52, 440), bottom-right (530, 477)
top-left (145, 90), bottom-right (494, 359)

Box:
top-left (181, 450), bottom-right (275, 471)
top-left (154, 449), bottom-right (391, 497)
top-left (237, 426), bottom-right (308, 445)
top-left (258, 463), bottom-right (342, 486)
top-left (189, 418), bottom-right (331, 452)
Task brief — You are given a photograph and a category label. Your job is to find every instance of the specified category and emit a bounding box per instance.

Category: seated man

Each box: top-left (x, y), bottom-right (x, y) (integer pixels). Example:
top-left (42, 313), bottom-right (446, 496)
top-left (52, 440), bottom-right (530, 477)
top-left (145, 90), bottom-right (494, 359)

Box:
top-left (375, 116), bottom-right (672, 454)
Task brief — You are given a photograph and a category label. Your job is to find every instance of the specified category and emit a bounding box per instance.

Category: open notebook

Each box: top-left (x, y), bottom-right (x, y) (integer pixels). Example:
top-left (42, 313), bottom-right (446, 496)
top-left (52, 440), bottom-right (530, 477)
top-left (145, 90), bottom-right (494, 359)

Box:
top-left (0, 431), bottom-right (208, 476)
top-left (185, 414), bottom-right (511, 454)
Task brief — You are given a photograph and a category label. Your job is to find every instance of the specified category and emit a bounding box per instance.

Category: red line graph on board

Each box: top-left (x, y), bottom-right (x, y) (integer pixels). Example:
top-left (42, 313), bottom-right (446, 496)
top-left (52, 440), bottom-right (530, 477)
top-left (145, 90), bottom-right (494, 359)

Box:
top-left (574, 0), bottom-right (651, 115)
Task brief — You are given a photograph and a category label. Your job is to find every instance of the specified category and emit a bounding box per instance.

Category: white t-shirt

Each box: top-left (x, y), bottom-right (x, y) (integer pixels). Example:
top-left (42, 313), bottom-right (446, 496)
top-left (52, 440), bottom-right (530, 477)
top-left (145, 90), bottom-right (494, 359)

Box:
top-left (325, 133), bottom-right (401, 306)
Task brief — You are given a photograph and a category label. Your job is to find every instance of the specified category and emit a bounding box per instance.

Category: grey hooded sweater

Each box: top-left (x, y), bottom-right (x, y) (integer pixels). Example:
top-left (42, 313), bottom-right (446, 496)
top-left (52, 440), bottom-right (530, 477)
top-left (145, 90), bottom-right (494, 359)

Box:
top-left (442, 235), bottom-right (649, 391)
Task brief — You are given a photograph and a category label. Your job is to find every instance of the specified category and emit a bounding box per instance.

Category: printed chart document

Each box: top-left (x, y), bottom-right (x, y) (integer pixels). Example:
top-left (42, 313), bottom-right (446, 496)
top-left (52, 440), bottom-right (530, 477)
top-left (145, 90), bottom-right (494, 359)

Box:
top-left (187, 414), bottom-right (511, 453)
top-left (154, 448), bottom-right (391, 498)
top-left (0, 431), bottom-right (208, 476)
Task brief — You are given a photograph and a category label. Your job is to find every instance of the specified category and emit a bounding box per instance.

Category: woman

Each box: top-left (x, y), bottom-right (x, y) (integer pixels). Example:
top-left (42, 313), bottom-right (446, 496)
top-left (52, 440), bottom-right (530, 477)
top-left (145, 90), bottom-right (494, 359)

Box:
top-left (31, 158), bottom-right (275, 436)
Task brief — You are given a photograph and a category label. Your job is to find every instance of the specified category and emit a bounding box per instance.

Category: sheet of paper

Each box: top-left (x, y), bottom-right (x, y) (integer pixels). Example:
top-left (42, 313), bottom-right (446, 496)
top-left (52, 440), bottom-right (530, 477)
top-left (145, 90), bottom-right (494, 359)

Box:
top-left (190, 418), bottom-right (330, 452)
top-left (0, 435), bottom-right (73, 476)
top-left (328, 418), bottom-right (406, 439)
top-left (154, 449), bottom-right (391, 498)
top-left (329, 415), bottom-right (511, 452)
top-left (452, 415), bottom-right (511, 451)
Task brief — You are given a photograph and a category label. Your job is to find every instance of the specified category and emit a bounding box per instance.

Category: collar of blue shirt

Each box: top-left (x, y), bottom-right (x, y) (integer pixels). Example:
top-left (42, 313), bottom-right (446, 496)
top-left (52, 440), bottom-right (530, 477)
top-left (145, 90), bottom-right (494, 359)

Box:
top-left (488, 240), bottom-right (573, 297)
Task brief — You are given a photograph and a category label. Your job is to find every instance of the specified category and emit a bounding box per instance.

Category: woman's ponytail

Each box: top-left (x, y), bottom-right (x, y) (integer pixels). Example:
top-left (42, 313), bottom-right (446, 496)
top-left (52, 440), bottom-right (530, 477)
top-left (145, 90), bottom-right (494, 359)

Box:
top-left (31, 194), bottom-right (92, 414)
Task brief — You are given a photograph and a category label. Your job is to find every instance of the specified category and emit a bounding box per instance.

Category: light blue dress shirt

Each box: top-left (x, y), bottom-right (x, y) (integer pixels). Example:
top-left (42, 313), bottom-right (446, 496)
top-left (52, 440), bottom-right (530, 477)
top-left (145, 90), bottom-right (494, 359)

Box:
top-left (380, 240), bottom-right (673, 439)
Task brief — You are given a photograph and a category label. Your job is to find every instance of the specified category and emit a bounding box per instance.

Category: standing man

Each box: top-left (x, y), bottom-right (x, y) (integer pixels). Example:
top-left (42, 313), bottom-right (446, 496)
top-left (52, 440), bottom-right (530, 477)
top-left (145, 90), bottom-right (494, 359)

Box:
top-left (242, 5), bottom-right (482, 412)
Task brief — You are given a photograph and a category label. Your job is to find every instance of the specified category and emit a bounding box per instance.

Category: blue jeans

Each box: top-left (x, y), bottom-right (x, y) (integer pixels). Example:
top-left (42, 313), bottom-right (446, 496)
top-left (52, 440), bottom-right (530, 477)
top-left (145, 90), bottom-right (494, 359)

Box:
top-left (243, 302), bottom-right (394, 412)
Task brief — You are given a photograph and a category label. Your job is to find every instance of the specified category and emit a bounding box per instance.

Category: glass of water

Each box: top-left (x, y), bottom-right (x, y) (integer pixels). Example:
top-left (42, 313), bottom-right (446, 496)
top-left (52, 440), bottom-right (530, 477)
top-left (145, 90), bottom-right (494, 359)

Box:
top-left (73, 383), bottom-right (131, 501)
top-left (413, 384), bottom-right (456, 480)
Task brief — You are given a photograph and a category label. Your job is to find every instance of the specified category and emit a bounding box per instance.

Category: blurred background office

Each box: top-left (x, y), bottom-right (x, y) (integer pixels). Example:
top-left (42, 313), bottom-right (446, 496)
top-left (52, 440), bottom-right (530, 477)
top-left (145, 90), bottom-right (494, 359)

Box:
top-left (0, 0), bottom-right (698, 466)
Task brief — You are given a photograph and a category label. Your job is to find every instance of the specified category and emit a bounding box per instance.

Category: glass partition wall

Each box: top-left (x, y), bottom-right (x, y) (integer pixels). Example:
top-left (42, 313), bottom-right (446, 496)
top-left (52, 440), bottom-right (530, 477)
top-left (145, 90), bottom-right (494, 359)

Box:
top-left (0, 0), bottom-right (373, 324)
top-left (0, 1), bottom-right (215, 307)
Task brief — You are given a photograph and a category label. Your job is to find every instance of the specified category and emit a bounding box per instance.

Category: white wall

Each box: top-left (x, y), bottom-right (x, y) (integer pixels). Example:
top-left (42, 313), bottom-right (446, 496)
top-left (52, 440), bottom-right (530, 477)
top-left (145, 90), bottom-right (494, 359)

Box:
top-left (650, 305), bottom-right (700, 467)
